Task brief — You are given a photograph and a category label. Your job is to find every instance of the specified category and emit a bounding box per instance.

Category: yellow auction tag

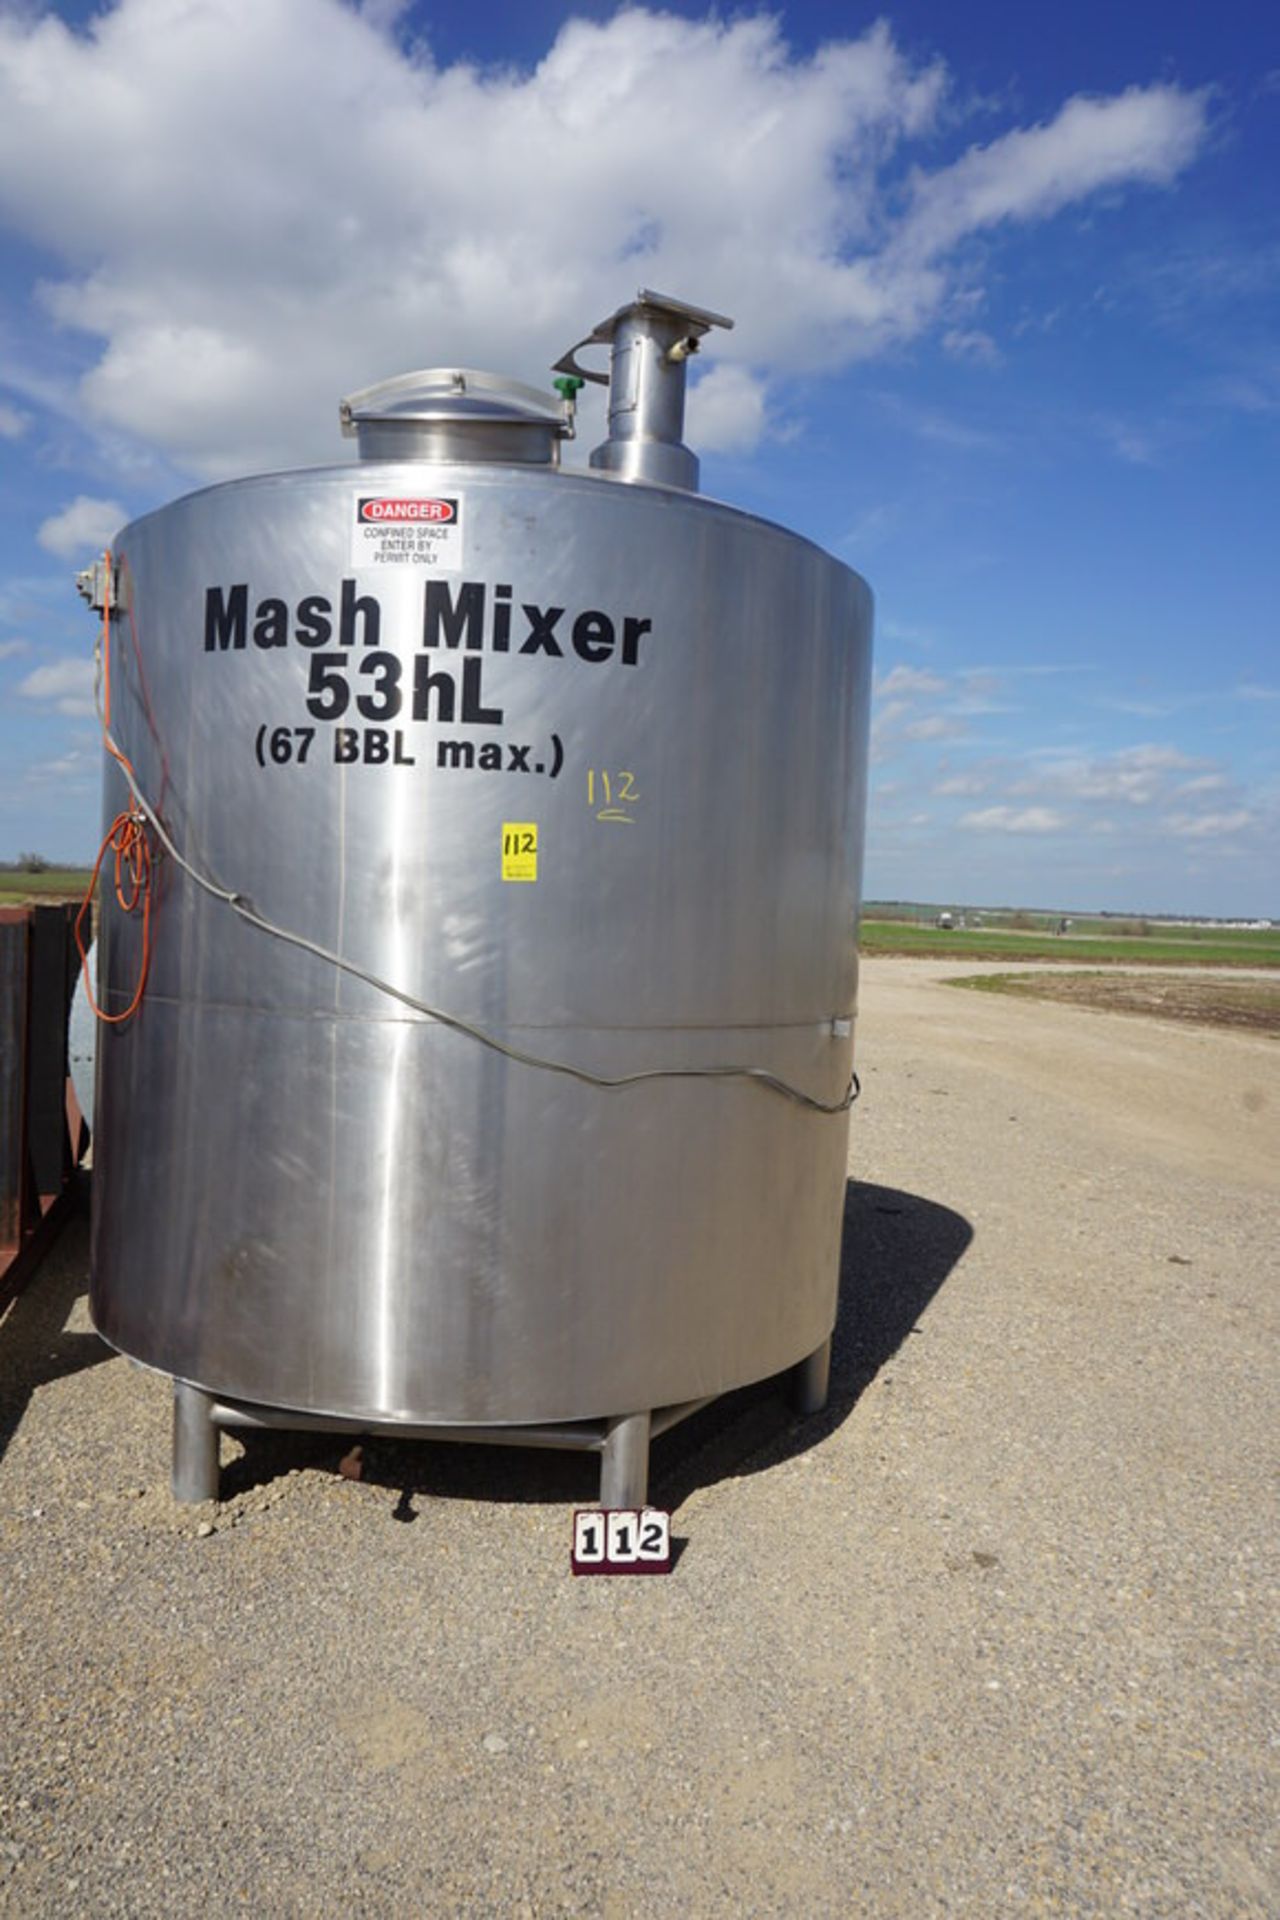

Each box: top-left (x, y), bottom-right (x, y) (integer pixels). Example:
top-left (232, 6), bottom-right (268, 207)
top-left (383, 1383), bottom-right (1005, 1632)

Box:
top-left (501, 821), bottom-right (538, 882)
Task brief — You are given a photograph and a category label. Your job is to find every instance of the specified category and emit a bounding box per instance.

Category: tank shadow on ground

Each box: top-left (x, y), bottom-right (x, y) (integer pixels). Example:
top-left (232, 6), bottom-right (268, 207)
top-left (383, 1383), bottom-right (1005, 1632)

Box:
top-left (0, 1212), bottom-right (110, 1472)
top-left (220, 1179), bottom-right (973, 1512)
top-left (654, 1177), bottom-right (973, 1511)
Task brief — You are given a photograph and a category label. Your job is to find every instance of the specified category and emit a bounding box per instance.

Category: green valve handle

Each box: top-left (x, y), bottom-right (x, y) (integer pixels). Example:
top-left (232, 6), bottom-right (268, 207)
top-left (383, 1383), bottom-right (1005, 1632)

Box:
top-left (554, 375), bottom-right (585, 401)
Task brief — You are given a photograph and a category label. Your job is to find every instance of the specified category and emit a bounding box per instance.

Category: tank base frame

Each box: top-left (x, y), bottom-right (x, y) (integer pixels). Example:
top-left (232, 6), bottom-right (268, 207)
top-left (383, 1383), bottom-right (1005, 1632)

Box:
top-left (170, 1335), bottom-right (833, 1511)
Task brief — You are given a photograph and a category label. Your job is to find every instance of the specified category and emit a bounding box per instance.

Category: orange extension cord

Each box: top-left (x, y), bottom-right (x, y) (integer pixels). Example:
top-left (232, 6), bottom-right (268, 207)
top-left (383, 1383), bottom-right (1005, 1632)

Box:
top-left (75, 549), bottom-right (155, 1024)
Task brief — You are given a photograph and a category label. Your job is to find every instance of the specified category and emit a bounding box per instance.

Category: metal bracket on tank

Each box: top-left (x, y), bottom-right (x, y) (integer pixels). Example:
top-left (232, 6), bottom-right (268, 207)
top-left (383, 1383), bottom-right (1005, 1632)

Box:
top-left (553, 289), bottom-right (733, 386)
top-left (75, 555), bottom-right (119, 613)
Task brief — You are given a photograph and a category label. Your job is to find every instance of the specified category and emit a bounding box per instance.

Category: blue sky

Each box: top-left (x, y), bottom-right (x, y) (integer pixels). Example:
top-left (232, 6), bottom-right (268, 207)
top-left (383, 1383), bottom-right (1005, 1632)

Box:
top-left (1, 0), bottom-right (1276, 914)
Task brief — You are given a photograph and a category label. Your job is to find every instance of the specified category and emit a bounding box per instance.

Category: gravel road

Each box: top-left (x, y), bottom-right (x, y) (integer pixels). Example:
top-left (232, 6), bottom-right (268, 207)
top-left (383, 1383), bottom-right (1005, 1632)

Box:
top-left (1, 956), bottom-right (1276, 1916)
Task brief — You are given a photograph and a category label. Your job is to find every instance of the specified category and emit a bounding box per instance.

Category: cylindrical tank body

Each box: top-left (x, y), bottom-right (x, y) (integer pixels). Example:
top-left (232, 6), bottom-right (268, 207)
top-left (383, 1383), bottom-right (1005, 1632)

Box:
top-left (91, 366), bottom-right (872, 1428)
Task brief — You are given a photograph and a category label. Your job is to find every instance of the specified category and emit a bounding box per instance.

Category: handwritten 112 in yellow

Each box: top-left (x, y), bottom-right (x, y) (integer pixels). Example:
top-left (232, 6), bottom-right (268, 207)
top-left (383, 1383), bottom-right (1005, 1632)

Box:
top-left (501, 822), bottom-right (538, 881)
top-left (587, 769), bottom-right (639, 824)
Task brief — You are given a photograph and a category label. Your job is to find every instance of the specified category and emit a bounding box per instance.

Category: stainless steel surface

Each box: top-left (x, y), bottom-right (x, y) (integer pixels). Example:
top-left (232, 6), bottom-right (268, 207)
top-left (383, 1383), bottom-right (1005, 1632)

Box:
top-left (601, 1412), bottom-right (651, 1509)
top-left (791, 1335), bottom-right (832, 1415)
top-left (90, 351), bottom-right (873, 1445)
top-left (556, 289), bottom-right (733, 491)
top-left (0, 914), bottom-right (25, 1249)
top-left (199, 1387), bottom-right (716, 1507)
top-left (68, 938), bottom-right (96, 1141)
top-left (172, 1382), bottom-right (219, 1503)
top-left (211, 1399), bottom-right (607, 1451)
top-left (340, 368), bottom-right (570, 465)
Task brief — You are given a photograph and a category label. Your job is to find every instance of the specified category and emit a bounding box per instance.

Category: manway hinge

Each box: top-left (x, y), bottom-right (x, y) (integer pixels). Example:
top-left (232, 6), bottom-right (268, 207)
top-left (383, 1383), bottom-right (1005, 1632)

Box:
top-left (75, 555), bottom-right (119, 614)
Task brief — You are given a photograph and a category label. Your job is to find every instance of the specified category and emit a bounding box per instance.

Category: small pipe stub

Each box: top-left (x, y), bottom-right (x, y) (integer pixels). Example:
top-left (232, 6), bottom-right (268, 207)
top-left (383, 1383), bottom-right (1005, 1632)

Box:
top-left (553, 289), bottom-right (733, 492)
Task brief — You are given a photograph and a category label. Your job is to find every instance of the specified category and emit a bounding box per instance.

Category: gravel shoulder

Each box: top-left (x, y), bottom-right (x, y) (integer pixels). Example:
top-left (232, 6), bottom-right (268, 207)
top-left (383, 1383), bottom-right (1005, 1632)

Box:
top-left (1, 956), bottom-right (1276, 1916)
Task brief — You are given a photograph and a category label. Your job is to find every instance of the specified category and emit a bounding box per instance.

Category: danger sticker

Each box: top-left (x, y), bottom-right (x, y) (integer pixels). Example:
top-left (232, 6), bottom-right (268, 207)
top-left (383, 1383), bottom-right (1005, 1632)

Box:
top-left (351, 494), bottom-right (463, 570)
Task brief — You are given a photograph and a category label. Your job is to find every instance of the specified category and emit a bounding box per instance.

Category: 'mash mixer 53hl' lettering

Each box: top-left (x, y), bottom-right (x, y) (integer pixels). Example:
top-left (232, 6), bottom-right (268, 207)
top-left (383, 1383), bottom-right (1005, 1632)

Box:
top-left (81, 292), bottom-right (874, 1508)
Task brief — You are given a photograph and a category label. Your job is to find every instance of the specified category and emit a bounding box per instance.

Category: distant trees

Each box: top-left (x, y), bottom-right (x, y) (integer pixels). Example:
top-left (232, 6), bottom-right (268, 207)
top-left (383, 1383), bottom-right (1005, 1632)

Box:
top-left (16, 852), bottom-right (51, 873)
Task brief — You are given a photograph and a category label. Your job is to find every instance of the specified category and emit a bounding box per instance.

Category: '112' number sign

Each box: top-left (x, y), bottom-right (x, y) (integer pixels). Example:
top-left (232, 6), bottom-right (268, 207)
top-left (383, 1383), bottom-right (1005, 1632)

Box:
top-left (572, 1508), bottom-right (672, 1575)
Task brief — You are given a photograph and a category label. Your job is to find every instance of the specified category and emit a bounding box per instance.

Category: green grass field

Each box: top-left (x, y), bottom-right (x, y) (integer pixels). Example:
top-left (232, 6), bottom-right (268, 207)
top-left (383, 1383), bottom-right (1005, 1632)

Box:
top-left (3, 870), bottom-right (1273, 968)
top-left (859, 918), bottom-right (1280, 968)
top-left (0, 868), bottom-right (93, 907)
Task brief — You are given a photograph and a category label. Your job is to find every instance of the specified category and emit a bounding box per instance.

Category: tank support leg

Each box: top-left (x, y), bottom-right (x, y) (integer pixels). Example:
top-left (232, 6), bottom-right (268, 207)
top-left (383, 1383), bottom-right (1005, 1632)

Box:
top-left (791, 1336), bottom-right (832, 1417)
top-left (172, 1381), bottom-right (220, 1504)
top-left (600, 1411), bottom-right (650, 1509)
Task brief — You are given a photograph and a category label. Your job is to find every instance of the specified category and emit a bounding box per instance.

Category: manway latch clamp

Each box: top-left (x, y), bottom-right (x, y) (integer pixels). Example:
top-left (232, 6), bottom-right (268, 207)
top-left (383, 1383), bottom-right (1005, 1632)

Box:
top-left (75, 555), bottom-right (120, 614)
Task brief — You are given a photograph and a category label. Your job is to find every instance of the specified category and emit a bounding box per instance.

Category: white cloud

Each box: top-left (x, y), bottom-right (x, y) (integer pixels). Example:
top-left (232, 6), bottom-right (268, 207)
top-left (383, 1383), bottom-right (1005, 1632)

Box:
top-left (0, 4), bottom-right (1210, 475)
top-left (935, 772), bottom-right (989, 796)
top-left (879, 616), bottom-right (938, 646)
top-left (942, 327), bottom-right (1000, 365)
top-left (876, 665), bottom-right (947, 696)
top-left (875, 391), bottom-right (1008, 451)
top-left (688, 364), bottom-right (768, 454)
top-left (1018, 742), bottom-right (1200, 806)
top-left (960, 805), bottom-right (1067, 833)
top-left (1097, 696), bottom-right (1176, 717)
top-left (0, 400), bottom-right (28, 438)
top-left (1168, 810), bottom-right (1255, 839)
top-left (1234, 682), bottom-right (1280, 701)
top-left (870, 698), bottom-right (910, 758)
top-left (17, 656), bottom-right (96, 717)
top-left (0, 637), bottom-right (31, 660)
top-left (897, 84), bottom-right (1209, 260)
top-left (1095, 414), bottom-right (1161, 466)
top-left (903, 714), bottom-right (961, 741)
top-left (36, 496), bottom-right (126, 558)
top-left (939, 743), bottom-right (1266, 858)
top-left (25, 747), bottom-right (94, 785)
top-left (841, 502), bottom-right (902, 554)
top-left (1196, 373), bottom-right (1280, 417)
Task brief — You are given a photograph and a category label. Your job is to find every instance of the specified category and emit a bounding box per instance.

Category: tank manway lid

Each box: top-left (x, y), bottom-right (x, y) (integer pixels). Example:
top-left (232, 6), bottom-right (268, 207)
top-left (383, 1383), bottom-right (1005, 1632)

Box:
top-left (340, 367), bottom-right (573, 466)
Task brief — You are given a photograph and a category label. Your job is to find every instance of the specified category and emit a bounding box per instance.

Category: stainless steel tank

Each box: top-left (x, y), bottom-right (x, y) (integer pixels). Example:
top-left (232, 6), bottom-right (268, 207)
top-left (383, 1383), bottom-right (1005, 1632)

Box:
top-left (87, 292), bottom-right (874, 1506)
